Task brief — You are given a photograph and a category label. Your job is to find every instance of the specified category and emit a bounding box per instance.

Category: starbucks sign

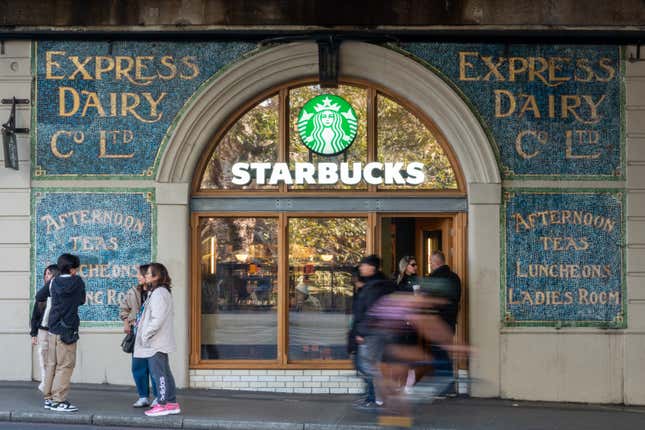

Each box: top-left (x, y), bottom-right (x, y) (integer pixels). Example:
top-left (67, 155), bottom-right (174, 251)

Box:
top-left (297, 94), bottom-right (358, 156)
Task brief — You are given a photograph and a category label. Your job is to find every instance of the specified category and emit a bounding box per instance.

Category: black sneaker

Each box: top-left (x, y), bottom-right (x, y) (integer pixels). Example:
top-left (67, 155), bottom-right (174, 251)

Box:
top-left (44, 399), bottom-right (53, 409)
top-left (50, 401), bottom-right (78, 412)
top-left (352, 396), bottom-right (369, 405)
top-left (353, 400), bottom-right (380, 412)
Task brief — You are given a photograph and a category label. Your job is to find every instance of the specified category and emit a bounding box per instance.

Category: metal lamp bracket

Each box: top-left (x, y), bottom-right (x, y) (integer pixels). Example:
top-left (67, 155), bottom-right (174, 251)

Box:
top-left (1, 97), bottom-right (30, 133)
top-left (2, 97), bottom-right (30, 170)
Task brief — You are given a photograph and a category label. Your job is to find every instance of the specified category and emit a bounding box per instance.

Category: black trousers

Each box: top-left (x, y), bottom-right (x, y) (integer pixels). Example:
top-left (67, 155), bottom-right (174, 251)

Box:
top-left (148, 352), bottom-right (177, 404)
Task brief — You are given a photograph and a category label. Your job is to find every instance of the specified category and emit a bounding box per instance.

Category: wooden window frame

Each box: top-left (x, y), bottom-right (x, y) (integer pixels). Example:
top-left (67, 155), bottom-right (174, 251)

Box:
top-left (191, 212), bottom-right (370, 369)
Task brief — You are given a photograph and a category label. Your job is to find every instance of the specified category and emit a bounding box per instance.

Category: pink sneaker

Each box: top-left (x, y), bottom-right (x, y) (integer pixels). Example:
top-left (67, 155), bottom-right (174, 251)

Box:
top-left (165, 402), bottom-right (181, 415)
top-left (144, 404), bottom-right (169, 417)
top-left (144, 402), bottom-right (181, 417)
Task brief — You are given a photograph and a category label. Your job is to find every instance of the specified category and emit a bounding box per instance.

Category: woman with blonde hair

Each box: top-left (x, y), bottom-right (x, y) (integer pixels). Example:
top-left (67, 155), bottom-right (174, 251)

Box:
top-left (395, 256), bottom-right (418, 293)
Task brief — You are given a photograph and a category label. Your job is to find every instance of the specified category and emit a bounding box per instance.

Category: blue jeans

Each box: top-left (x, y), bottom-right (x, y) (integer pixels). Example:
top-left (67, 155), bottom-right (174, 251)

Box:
top-left (132, 355), bottom-right (157, 398)
top-left (356, 336), bottom-right (384, 403)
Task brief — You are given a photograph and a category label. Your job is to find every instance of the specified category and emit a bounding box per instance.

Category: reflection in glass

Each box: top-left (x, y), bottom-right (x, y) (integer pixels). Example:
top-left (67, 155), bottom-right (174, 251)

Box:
top-left (288, 217), bottom-right (367, 360)
top-left (199, 217), bottom-right (278, 360)
top-left (377, 94), bottom-right (457, 190)
top-left (200, 95), bottom-right (279, 190)
top-left (289, 85), bottom-right (368, 190)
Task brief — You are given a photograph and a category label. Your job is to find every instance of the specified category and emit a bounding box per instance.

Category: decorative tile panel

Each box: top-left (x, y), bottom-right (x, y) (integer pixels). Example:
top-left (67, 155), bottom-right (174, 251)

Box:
top-left (501, 189), bottom-right (625, 327)
top-left (401, 44), bottom-right (623, 179)
top-left (34, 41), bottom-right (256, 178)
top-left (32, 189), bottom-right (155, 325)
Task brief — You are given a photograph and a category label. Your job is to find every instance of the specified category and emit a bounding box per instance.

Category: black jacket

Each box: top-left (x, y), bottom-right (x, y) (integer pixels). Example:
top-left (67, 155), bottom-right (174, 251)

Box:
top-left (396, 273), bottom-right (417, 293)
top-left (351, 272), bottom-right (395, 338)
top-left (429, 265), bottom-right (461, 332)
top-left (29, 283), bottom-right (51, 336)
top-left (48, 275), bottom-right (86, 336)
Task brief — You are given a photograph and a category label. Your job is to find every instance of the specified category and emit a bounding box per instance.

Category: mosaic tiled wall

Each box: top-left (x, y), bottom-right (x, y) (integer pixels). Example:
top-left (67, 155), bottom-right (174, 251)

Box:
top-left (32, 189), bottom-right (155, 325)
top-left (34, 41), bottom-right (256, 178)
top-left (502, 190), bottom-right (625, 327)
top-left (401, 44), bottom-right (623, 179)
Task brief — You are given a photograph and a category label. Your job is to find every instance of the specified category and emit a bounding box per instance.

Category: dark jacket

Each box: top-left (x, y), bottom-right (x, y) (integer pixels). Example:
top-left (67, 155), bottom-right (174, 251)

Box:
top-left (396, 273), bottom-right (417, 293)
top-left (29, 284), bottom-right (51, 336)
top-left (429, 265), bottom-right (461, 332)
top-left (48, 274), bottom-right (86, 336)
top-left (351, 272), bottom-right (395, 338)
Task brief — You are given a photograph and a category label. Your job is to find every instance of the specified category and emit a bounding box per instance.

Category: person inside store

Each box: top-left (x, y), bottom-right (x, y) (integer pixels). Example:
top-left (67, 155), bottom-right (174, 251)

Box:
top-left (394, 255), bottom-right (419, 293)
top-left (427, 250), bottom-right (462, 396)
top-left (294, 275), bottom-right (321, 312)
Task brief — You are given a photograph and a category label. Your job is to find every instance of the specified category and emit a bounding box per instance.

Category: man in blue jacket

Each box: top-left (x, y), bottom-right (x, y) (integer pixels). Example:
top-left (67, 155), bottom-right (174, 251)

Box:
top-left (43, 253), bottom-right (86, 412)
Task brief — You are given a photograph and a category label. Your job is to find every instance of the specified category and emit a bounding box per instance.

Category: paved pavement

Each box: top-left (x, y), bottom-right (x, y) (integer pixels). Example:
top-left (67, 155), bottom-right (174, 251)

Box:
top-left (0, 381), bottom-right (644, 429)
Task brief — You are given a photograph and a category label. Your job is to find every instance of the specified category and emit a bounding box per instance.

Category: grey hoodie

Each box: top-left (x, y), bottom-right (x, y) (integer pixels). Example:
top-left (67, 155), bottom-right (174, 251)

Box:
top-left (133, 286), bottom-right (176, 358)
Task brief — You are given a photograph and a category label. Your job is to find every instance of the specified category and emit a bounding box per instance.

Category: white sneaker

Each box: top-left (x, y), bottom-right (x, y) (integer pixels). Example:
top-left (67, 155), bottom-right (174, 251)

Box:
top-left (50, 400), bottom-right (78, 412)
top-left (132, 397), bottom-right (150, 408)
top-left (150, 397), bottom-right (158, 407)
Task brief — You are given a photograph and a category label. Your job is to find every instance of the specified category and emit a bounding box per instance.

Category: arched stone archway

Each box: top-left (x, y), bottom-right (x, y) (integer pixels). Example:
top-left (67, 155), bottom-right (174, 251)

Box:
top-left (156, 41), bottom-right (501, 396)
top-left (157, 41), bottom-right (499, 187)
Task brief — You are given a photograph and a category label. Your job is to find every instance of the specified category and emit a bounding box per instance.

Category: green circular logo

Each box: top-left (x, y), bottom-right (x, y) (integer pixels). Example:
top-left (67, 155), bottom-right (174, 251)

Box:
top-left (297, 94), bottom-right (358, 156)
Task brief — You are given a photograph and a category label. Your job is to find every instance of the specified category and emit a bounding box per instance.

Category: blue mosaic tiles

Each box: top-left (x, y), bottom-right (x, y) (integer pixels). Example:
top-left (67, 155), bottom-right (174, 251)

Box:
top-left (32, 189), bottom-right (155, 324)
top-left (34, 41), bottom-right (256, 178)
top-left (502, 190), bottom-right (624, 327)
top-left (400, 44), bottom-right (622, 179)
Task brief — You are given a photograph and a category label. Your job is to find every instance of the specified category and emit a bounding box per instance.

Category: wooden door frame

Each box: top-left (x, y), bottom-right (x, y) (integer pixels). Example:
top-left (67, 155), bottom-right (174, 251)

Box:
top-left (375, 212), bottom-right (468, 370)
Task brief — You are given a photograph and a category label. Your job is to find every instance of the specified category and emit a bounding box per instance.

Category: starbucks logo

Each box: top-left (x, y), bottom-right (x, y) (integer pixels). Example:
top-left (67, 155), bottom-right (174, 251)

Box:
top-left (297, 94), bottom-right (358, 156)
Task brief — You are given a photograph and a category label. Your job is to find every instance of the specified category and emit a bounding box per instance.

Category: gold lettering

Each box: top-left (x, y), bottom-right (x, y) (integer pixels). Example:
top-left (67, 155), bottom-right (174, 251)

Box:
top-left (50, 130), bottom-right (75, 158)
top-left (548, 57), bottom-right (571, 86)
top-left (508, 289), bottom-right (521, 305)
top-left (481, 56), bottom-right (506, 81)
top-left (141, 92), bottom-right (166, 122)
top-left (45, 51), bottom-right (66, 80)
top-left (597, 58), bottom-right (616, 82)
top-left (458, 52), bottom-right (480, 81)
top-left (528, 57), bottom-right (551, 86)
top-left (508, 57), bottom-right (528, 81)
top-left (115, 56), bottom-right (135, 82)
top-left (495, 90), bottom-right (515, 117)
top-left (134, 56), bottom-right (155, 85)
top-left (58, 87), bottom-right (80, 117)
top-left (99, 130), bottom-right (135, 159)
top-left (179, 56), bottom-right (200, 79)
top-left (68, 56), bottom-right (93, 80)
top-left (609, 291), bottom-right (620, 305)
top-left (95, 56), bottom-right (115, 80)
top-left (515, 130), bottom-right (547, 159)
top-left (518, 95), bottom-right (541, 118)
top-left (80, 91), bottom-right (106, 117)
top-left (575, 58), bottom-right (595, 82)
top-left (158, 56), bottom-right (177, 80)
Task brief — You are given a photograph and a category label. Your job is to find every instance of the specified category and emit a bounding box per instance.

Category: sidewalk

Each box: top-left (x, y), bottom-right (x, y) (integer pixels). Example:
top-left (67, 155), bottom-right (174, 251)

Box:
top-left (0, 381), bottom-right (644, 429)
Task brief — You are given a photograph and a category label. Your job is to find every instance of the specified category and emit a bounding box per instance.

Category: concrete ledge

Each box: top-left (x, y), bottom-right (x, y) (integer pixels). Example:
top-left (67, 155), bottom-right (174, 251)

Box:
top-left (92, 413), bottom-right (183, 428)
top-left (183, 419), bottom-right (304, 430)
top-left (304, 425), bottom-right (382, 430)
top-left (11, 410), bottom-right (93, 424)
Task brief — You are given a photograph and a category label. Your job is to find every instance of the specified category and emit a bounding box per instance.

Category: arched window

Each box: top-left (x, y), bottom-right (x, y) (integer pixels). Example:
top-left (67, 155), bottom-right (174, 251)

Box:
top-left (194, 81), bottom-right (461, 193)
top-left (191, 80), bottom-right (464, 368)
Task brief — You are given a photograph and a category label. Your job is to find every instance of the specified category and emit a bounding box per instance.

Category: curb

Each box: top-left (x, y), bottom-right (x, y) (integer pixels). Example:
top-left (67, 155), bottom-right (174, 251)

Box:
top-left (0, 410), bottom-right (394, 430)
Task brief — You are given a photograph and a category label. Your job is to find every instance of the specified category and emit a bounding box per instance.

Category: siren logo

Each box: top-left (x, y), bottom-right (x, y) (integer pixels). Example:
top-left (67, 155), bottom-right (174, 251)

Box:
top-left (297, 95), bottom-right (358, 155)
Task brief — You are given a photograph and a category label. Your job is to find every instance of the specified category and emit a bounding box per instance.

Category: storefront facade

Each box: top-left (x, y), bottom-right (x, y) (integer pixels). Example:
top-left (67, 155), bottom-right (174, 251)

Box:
top-left (1, 26), bottom-right (644, 403)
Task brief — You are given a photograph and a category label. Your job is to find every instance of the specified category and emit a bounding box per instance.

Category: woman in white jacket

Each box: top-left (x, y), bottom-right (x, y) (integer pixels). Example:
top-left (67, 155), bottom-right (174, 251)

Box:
top-left (134, 262), bottom-right (180, 417)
